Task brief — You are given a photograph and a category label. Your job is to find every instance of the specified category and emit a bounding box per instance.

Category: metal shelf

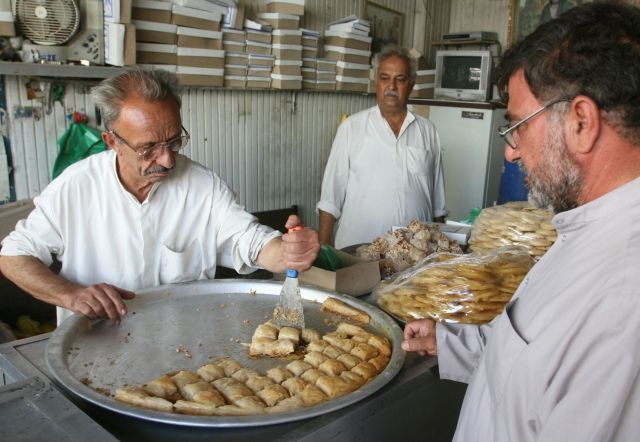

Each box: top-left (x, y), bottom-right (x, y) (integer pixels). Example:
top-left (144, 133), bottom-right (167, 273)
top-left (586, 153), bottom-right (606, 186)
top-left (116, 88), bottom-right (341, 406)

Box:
top-left (0, 61), bottom-right (126, 79)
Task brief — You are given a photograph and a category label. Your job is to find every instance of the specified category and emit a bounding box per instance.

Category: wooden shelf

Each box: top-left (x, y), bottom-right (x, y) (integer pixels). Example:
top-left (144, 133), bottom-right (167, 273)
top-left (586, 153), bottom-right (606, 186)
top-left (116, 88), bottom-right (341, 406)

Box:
top-left (0, 61), bottom-right (126, 79)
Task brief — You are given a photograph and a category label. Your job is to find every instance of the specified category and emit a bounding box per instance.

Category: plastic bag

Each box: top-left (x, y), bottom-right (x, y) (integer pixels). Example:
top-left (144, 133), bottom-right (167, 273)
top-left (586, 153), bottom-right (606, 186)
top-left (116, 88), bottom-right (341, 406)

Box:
top-left (313, 244), bottom-right (343, 271)
top-left (468, 202), bottom-right (556, 259)
top-left (373, 246), bottom-right (534, 324)
top-left (52, 119), bottom-right (106, 179)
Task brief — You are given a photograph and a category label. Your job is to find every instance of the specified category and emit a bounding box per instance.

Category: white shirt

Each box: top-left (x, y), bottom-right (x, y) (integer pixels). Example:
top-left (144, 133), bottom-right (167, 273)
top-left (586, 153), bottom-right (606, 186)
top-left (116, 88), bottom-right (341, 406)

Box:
top-left (1, 150), bottom-right (281, 324)
top-left (317, 106), bottom-right (446, 249)
top-left (436, 177), bottom-right (640, 441)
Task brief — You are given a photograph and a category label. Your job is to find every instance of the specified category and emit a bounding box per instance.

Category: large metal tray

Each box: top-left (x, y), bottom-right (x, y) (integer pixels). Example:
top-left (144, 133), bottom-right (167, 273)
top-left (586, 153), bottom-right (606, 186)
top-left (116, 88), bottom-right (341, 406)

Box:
top-left (45, 279), bottom-right (405, 427)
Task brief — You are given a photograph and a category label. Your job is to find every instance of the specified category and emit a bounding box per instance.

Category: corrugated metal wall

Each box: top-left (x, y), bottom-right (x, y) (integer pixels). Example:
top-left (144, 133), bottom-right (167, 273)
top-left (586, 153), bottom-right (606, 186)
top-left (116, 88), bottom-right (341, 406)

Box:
top-left (4, 0), bottom-right (464, 228)
top-left (5, 76), bottom-right (374, 228)
top-left (448, 0), bottom-right (511, 51)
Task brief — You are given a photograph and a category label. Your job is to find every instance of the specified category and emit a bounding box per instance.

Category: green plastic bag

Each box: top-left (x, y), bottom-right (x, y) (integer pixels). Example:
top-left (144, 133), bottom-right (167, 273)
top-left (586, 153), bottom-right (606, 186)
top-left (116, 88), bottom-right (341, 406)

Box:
top-left (52, 122), bottom-right (106, 179)
top-left (313, 244), bottom-right (343, 271)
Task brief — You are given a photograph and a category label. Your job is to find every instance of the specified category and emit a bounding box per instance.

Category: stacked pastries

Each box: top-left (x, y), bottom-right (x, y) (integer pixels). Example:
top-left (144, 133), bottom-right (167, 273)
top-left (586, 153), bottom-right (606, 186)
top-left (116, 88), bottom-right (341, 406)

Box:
top-left (115, 322), bottom-right (391, 416)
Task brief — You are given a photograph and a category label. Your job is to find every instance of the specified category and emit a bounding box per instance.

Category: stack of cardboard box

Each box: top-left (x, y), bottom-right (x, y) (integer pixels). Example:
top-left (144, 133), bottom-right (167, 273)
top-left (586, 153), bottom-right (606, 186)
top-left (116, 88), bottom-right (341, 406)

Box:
top-left (258, 0), bottom-right (304, 90)
top-left (410, 69), bottom-right (436, 99)
top-left (244, 28), bottom-right (273, 89)
top-left (133, 0), bottom-right (224, 86)
top-left (103, 0), bottom-right (135, 66)
top-left (324, 17), bottom-right (371, 93)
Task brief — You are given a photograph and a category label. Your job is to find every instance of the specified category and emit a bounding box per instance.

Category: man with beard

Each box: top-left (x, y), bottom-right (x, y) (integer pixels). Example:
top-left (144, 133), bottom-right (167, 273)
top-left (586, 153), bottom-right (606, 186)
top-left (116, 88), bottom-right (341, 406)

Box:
top-left (317, 45), bottom-right (447, 249)
top-left (401, 2), bottom-right (640, 440)
top-left (0, 68), bottom-right (320, 325)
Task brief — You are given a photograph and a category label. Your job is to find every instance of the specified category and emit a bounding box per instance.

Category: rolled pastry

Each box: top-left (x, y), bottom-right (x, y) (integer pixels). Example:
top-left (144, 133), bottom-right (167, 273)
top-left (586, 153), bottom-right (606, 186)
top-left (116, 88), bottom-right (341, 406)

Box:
top-left (115, 387), bottom-right (173, 413)
top-left (321, 298), bottom-right (370, 324)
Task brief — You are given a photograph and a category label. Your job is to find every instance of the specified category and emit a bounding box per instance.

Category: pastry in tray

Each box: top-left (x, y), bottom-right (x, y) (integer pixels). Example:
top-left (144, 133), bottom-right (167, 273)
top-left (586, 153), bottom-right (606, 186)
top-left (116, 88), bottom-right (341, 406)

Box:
top-left (248, 322), bottom-right (320, 358)
top-left (114, 322), bottom-right (392, 416)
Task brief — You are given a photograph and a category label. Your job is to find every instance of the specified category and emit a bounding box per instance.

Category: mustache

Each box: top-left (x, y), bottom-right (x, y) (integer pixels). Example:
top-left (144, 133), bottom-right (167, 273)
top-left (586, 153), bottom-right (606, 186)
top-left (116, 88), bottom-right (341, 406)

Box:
top-left (144, 165), bottom-right (173, 175)
top-left (384, 90), bottom-right (399, 97)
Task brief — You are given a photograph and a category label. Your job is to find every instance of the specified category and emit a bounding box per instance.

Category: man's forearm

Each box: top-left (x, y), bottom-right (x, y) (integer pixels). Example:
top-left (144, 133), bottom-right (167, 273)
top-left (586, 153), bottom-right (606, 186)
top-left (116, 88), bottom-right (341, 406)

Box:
top-left (318, 210), bottom-right (336, 245)
top-left (0, 255), bottom-right (81, 310)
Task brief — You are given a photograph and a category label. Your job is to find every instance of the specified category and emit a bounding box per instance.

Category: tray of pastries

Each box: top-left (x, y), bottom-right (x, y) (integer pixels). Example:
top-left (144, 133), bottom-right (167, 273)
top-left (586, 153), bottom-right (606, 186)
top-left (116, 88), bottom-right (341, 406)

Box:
top-left (46, 280), bottom-right (404, 427)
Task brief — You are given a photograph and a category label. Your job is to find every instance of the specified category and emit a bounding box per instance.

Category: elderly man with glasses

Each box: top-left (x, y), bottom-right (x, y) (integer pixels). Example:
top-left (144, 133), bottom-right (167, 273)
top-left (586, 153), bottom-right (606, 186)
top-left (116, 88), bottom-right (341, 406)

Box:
top-left (0, 68), bottom-right (320, 325)
top-left (402, 2), bottom-right (640, 441)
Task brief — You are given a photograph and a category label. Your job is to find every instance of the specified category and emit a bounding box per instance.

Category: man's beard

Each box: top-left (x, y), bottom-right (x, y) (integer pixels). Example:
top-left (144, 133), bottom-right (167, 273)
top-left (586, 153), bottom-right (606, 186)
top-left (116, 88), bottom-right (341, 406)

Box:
top-left (520, 116), bottom-right (583, 213)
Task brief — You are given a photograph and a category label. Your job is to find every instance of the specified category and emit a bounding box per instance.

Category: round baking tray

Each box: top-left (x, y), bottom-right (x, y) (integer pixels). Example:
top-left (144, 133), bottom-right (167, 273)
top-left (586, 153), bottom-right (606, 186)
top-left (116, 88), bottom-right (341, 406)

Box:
top-left (46, 279), bottom-right (405, 427)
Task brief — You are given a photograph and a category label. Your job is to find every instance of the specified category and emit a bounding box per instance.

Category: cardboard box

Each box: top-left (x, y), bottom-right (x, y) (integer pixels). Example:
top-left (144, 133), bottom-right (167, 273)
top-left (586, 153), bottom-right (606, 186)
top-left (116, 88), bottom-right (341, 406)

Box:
top-left (176, 66), bottom-right (223, 87)
top-left (177, 47), bottom-right (224, 68)
top-left (247, 76), bottom-right (270, 88)
top-left (270, 73), bottom-right (301, 89)
top-left (132, 0), bottom-right (172, 24)
top-left (316, 80), bottom-right (336, 91)
top-left (224, 64), bottom-right (247, 76)
top-left (225, 51), bottom-right (248, 65)
top-left (246, 29), bottom-right (272, 44)
top-left (317, 58), bottom-right (336, 72)
top-left (273, 59), bottom-right (301, 75)
top-left (176, 27), bottom-right (223, 49)
top-left (257, 12), bottom-right (299, 30)
top-left (173, 0), bottom-right (226, 14)
top-left (324, 30), bottom-right (371, 51)
top-left (324, 45), bottom-right (371, 65)
top-left (302, 35), bottom-right (319, 49)
top-left (223, 40), bottom-right (246, 53)
top-left (104, 0), bottom-right (132, 24)
top-left (171, 5), bottom-right (221, 31)
top-left (139, 63), bottom-right (177, 73)
top-left (336, 75), bottom-right (368, 93)
top-left (133, 20), bottom-right (177, 44)
top-left (302, 79), bottom-right (316, 90)
top-left (222, 27), bottom-right (246, 42)
top-left (265, 0), bottom-right (304, 16)
top-left (104, 22), bottom-right (136, 66)
top-left (336, 61), bottom-right (369, 78)
top-left (136, 42), bottom-right (177, 64)
top-left (0, 14), bottom-right (14, 37)
top-left (248, 53), bottom-right (274, 67)
top-left (272, 43), bottom-right (302, 60)
top-left (271, 29), bottom-right (302, 45)
top-left (410, 83), bottom-right (434, 99)
top-left (316, 70), bottom-right (336, 81)
top-left (224, 75), bottom-right (246, 88)
top-left (297, 249), bottom-right (381, 296)
top-left (301, 67), bottom-right (315, 80)
top-left (302, 57), bottom-right (315, 68)
top-left (246, 41), bottom-right (271, 55)
top-left (302, 46), bottom-right (317, 59)
top-left (416, 69), bottom-right (436, 84)
top-left (247, 66), bottom-right (272, 78)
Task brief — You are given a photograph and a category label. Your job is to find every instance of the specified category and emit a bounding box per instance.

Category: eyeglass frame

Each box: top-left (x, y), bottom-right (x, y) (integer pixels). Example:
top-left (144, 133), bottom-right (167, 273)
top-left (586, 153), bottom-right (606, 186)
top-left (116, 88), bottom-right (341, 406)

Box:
top-left (107, 125), bottom-right (190, 160)
top-left (498, 98), bottom-right (573, 150)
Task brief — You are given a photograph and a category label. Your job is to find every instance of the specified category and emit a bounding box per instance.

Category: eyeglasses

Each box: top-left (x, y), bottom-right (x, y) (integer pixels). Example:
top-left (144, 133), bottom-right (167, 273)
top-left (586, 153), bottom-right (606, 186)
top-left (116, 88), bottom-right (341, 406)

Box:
top-left (108, 125), bottom-right (190, 161)
top-left (498, 98), bottom-right (572, 150)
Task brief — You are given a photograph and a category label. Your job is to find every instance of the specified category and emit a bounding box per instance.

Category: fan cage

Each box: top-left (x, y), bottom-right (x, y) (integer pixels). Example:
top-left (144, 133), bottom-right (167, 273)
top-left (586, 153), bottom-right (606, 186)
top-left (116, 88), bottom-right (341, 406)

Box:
top-left (16, 0), bottom-right (80, 46)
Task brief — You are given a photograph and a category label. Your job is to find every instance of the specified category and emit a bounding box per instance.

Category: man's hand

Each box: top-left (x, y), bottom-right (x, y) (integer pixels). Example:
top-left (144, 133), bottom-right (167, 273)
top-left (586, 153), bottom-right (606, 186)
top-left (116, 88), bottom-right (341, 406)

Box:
top-left (282, 214), bottom-right (320, 272)
top-left (68, 284), bottom-right (136, 323)
top-left (402, 318), bottom-right (438, 356)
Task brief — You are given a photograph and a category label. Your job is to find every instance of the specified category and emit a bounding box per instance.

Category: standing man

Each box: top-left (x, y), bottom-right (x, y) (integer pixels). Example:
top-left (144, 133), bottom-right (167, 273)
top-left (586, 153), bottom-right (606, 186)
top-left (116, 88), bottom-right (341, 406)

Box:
top-left (317, 45), bottom-right (446, 249)
top-left (0, 68), bottom-right (320, 325)
top-left (402, 2), bottom-right (640, 440)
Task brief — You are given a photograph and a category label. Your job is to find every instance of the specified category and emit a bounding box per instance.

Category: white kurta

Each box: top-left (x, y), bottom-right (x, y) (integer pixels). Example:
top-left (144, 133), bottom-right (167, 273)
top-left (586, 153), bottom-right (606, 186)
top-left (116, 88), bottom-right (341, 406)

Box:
top-left (436, 177), bottom-right (640, 441)
top-left (1, 150), bottom-right (281, 324)
top-left (316, 106), bottom-right (447, 249)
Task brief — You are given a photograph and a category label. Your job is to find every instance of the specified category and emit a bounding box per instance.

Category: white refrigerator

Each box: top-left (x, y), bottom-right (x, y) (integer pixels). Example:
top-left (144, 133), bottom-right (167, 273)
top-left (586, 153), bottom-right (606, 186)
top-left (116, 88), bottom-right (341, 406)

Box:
top-left (424, 102), bottom-right (507, 221)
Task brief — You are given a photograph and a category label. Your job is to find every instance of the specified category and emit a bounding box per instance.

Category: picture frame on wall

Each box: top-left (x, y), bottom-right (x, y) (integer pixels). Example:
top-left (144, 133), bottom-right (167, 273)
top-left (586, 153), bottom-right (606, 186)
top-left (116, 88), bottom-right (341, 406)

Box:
top-left (364, 1), bottom-right (404, 54)
top-left (509, 0), bottom-right (640, 45)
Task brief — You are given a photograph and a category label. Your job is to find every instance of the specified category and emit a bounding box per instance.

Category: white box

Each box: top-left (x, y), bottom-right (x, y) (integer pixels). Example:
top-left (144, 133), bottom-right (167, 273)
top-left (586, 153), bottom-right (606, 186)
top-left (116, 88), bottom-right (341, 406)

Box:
top-left (104, 22), bottom-right (135, 66)
top-left (103, 0), bottom-right (132, 23)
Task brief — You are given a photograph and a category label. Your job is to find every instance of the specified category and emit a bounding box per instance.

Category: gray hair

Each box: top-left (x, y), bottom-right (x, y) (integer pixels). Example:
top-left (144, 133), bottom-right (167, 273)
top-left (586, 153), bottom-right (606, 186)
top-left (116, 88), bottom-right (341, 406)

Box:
top-left (90, 67), bottom-right (182, 129)
top-left (373, 45), bottom-right (417, 82)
